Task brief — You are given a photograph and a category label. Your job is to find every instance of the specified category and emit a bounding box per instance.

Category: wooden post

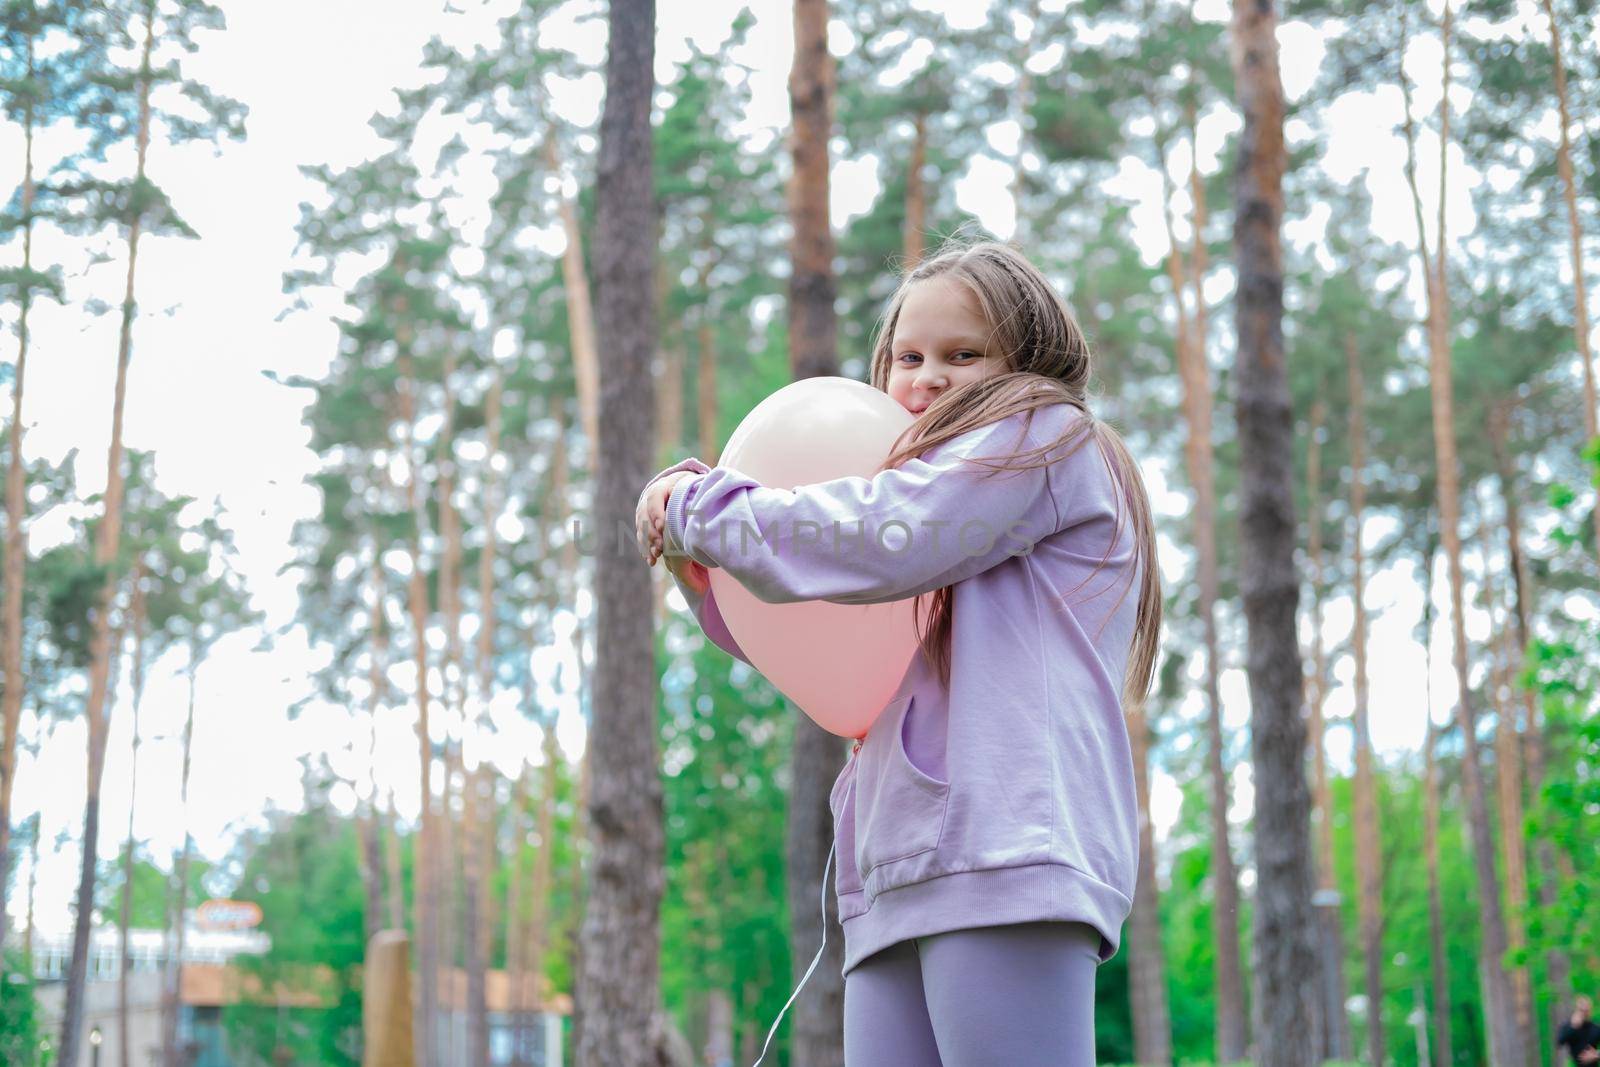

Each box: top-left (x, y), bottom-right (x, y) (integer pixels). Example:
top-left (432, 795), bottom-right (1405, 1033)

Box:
top-left (365, 930), bottom-right (417, 1067)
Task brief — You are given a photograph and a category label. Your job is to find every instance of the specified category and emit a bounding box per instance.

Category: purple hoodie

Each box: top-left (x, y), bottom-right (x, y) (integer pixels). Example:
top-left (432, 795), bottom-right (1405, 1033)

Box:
top-left (644, 402), bottom-right (1141, 977)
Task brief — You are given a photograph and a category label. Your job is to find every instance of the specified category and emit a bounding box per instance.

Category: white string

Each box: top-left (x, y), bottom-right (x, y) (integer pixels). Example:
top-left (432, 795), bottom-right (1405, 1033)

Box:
top-left (747, 838), bottom-right (836, 1067)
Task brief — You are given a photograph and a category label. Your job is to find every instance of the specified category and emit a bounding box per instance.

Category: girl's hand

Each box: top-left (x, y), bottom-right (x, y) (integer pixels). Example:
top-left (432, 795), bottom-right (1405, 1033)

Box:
top-left (635, 470), bottom-right (696, 566)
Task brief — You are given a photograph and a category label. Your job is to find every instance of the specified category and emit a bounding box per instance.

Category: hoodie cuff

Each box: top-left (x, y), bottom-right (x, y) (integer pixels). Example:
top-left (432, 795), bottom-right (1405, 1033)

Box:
top-left (664, 472), bottom-right (704, 559)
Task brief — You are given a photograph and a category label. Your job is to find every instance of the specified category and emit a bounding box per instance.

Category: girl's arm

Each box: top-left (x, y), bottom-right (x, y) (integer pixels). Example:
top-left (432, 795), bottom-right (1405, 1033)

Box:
top-left (641, 458), bottom-right (754, 666)
top-left (662, 404), bottom-right (1087, 606)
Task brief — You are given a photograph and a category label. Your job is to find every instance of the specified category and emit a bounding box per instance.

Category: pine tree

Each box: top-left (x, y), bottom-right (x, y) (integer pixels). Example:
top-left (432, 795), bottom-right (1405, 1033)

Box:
top-left (573, 0), bottom-right (661, 1063)
top-left (1229, 1), bottom-right (1319, 1061)
top-left (0, 0), bottom-right (101, 955)
top-left (47, 3), bottom-right (244, 1059)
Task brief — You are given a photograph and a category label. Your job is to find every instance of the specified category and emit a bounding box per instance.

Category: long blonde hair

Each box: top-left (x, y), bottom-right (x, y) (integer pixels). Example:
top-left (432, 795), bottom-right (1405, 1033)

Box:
top-left (866, 238), bottom-right (1161, 711)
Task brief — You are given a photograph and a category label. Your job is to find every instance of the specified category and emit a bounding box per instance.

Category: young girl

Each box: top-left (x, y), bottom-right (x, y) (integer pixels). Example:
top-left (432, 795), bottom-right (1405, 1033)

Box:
top-left (635, 239), bottom-right (1160, 1066)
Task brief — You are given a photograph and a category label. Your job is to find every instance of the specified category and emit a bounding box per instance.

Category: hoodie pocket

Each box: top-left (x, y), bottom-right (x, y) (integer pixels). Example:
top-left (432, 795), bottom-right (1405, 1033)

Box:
top-left (828, 756), bottom-right (866, 919)
top-left (854, 694), bottom-right (950, 884)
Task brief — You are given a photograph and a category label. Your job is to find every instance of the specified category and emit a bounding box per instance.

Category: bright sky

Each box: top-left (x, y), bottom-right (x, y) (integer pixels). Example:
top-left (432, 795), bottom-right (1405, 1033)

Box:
top-left (0, 0), bottom-right (1551, 934)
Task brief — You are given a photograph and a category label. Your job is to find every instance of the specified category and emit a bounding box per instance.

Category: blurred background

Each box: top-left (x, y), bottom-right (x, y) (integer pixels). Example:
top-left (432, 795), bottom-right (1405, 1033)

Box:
top-left (0, 0), bottom-right (1596, 1064)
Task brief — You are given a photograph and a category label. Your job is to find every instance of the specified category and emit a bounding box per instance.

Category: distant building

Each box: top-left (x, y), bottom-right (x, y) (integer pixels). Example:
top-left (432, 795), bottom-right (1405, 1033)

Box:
top-left (31, 919), bottom-right (568, 1066)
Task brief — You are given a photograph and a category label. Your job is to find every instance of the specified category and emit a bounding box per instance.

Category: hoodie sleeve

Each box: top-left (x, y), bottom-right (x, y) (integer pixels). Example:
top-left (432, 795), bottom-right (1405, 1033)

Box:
top-left (641, 458), bottom-right (754, 666)
top-left (661, 404), bottom-right (1087, 606)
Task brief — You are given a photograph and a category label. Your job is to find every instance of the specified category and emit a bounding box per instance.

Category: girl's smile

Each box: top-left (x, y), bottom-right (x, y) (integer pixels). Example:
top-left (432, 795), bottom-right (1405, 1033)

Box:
top-left (887, 277), bottom-right (1000, 415)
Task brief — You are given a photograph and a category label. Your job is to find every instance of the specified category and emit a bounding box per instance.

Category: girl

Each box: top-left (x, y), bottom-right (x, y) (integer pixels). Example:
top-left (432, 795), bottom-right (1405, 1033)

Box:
top-left (635, 238), bottom-right (1160, 1066)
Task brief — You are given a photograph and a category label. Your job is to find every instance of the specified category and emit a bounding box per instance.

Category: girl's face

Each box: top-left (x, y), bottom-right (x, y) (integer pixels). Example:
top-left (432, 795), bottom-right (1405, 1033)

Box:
top-left (886, 276), bottom-right (1000, 415)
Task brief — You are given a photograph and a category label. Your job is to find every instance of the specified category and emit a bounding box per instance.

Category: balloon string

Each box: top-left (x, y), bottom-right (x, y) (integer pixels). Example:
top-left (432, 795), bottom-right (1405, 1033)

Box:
top-left (748, 839), bottom-right (835, 1067)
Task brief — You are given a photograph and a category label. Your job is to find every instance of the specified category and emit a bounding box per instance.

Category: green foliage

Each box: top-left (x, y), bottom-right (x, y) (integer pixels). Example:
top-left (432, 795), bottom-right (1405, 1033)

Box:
top-left (1521, 449), bottom-right (1600, 1008)
top-left (95, 844), bottom-right (212, 929)
top-left (0, 948), bottom-right (46, 1067)
top-left (222, 794), bottom-right (367, 1066)
top-left (656, 622), bottom-right (797, 1058)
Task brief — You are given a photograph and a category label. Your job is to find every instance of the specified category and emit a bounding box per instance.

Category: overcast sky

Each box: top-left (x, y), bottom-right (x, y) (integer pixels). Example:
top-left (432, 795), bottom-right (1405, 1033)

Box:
top-left (1, 0), bottom-right (1541, 934)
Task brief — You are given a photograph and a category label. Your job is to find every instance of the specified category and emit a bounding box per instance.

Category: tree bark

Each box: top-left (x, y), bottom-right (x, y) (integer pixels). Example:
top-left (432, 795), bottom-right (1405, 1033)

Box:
top-left (525, 725), bottom-right (559, 1050)
top-left (1475, 494), bottom-right (1535, 1065)
top-left (23, 812), bottom-right (39, 964)
top-left (573, 0), bottom-right (662, 1061)
top-left (1420, 533), bottom-right (1454, 1067)
top-left (1347, 331), bottom-right (1386, 1067)
top-left (1008, 0), bottom-right (1041, 248)
top-left (465, 367), bottom-right (503, 1067)
top-left (437, 348), bottom-right (466, 1065)
top-left (385, 789), bottom-right (405, 931)
top-left (1398, 7), bottom-right (1524, 1062)
top-left (903, 110), bottom-right (928, 267)
top-left (1489, 402), bottom-right (1573, 1043)
top-left (0, 28), bottom-right (39, 955)
top-left (59, 16), bottom-right (156, 1064)
top-left (1160, 133), bottom-right (1246, 1065)
top-left (1539, 0), bottom-right (1599, 565)
top-left (119, 567), bottom-right (148, 1067)
top-left (547, 133), bottom-right (601, 455)
top-left (785, 3), bottom-right (849, 1064)
top-left (697, 314), bottom-right (720, 465)
top-left (161, 656), bottom-right (201, 1067)
top-left (399, 343), bottom-right (439, 1067)
top-left (361, 553), bottom-right (389, 946)
top-left (503, 765), bottom-right (528, 1065)
top-left (1228, 3), bottom-right (1319, 1062)
top-left (1304, 396), bottom-right (1352, 1062)
top-left (1126, 694), bottom-right (1173, 1066)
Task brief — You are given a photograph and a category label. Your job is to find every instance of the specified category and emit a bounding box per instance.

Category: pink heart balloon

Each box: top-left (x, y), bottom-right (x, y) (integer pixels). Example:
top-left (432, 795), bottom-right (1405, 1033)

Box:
top-left (708, 377), bottom-right (925, 739)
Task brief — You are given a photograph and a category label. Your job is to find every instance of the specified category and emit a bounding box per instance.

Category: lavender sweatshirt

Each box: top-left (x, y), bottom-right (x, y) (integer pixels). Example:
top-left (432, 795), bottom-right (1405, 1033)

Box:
top-left (644, 402), bottom-right (1141, 977)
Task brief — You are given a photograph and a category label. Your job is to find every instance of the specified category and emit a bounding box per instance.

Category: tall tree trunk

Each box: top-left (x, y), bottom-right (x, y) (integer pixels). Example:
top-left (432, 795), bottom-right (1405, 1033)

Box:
top-left (1229, 3), bottom-right (1319, 1062)
top-left (656, 259), bottom-right (684, 462)
top-left (697, 315), bottom-right (720, 464)
top-left (1420, 533), bottom-right (1454, 1067)
top-left (504, 766), bottom-right (528, 1066)
top-left (1489, 402), bottom-right (1573, 1042)
top-left (1160, 134), bottom-right (1247, 1065)
top-left (786, 2), bottom-right (848, 1063)
top-left (437, 349), bottom-right (465, 1065)
top-left (524, 725), bottom-right (560, 1057)
top-left (361, 552), bottom-right (389, 945)
top-left (399, 344), bottom-right (439, 1067)
top-left (440, 755), bottom-right (459, 1055)
top-left (465, 368), bottom-right (503, 1067)
top-left (903, 110), bottom-right (928, 267)
top-left (1008, 0), bottom-right (1041, 247)
top-left (573, 0), bottom-right (661, 1061)
top-left (385, 789), bottom-right (405, 932)
top-left (1347, 331), bottom-right (1387, 1067)
top-left (359, 778), bottom-right (384, 944)
top-left (653, 258), bottom-right (682, 627)
top-left (75, 617), bottom-right (126, 1062)
top-left (546, 133), bottom-right (601, 454)
top-left (162, 655), bottom-right (201, 1067)
top-left (550, 399), bottom-right (592, 1057)
top-left (1539, 0), bottom-right (1599, 565)
top-left (119, 568), bottom-right (148, 1067)
top-left (1398, 8), bottom-right (1524, 1062)
top-left (23, 812), bottom-right (39, 963)
top-left (60, 17), bottom-right (156, 1065)
top-left (1476, 494), bottom-right (1535, 1065)
top-left (0, 29), bottom-right (40, 955)
top-left (1304, 396), bottom-right (1353, 1062)
top-left (1126, 694), bottom-right (1173, 1066)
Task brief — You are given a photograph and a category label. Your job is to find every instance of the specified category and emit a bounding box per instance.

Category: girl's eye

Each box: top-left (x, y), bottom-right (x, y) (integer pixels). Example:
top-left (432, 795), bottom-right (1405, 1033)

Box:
top-left (896, 352), bottom-right (979, 363)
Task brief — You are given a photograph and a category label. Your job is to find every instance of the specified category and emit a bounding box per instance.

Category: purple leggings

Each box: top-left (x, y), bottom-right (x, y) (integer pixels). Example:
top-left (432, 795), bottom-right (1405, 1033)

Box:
top-left (842, 921), bottom-right (1101, 1066)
